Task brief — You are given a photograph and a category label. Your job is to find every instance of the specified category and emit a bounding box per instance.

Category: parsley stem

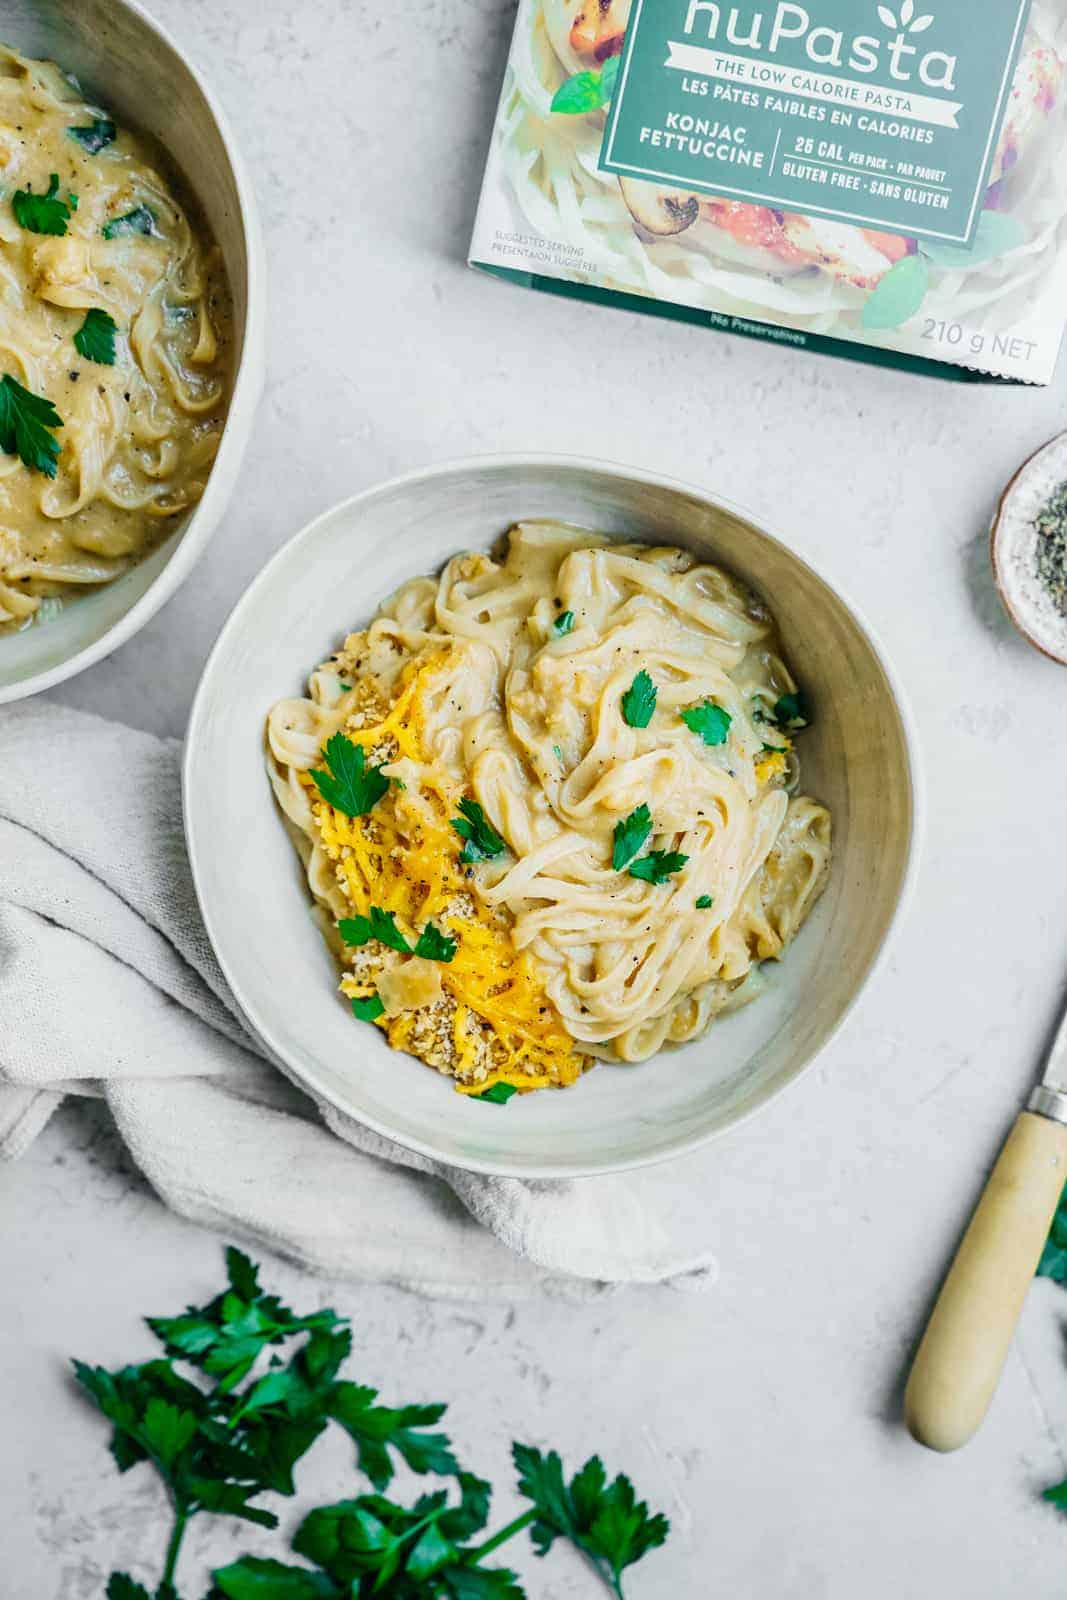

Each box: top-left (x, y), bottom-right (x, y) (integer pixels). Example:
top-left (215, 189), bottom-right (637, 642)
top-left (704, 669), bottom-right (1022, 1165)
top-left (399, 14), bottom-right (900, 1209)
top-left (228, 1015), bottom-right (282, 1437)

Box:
top-left (160, 1506), bottom-right (189, 1590)
top-left (465, 1507), bottom-right (537, 1563)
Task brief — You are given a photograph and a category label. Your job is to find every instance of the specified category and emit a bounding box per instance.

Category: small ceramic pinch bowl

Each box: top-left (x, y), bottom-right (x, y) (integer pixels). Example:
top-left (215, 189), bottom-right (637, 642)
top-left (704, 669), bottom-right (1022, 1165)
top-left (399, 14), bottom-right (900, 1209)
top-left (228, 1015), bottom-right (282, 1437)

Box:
top-left (0, 0), bottom-right (265, 705)
top-left (991, 430), bottom-right (1067, 667)
top-left (184, 457), bottom-right (920, 1179)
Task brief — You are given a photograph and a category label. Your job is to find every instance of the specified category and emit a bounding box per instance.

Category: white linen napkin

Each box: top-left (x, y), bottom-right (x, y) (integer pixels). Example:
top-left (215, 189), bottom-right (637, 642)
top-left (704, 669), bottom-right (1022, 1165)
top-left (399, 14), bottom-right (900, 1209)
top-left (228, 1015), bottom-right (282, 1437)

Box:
top-left (0, 702), bottom-right (715, 1298)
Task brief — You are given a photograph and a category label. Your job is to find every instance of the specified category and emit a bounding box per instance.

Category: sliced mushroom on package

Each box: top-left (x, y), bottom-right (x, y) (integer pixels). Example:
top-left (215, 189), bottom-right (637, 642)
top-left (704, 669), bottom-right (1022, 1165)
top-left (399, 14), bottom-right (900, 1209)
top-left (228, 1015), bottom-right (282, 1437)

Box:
top-left (469, 0), bottom-right (1067, 383)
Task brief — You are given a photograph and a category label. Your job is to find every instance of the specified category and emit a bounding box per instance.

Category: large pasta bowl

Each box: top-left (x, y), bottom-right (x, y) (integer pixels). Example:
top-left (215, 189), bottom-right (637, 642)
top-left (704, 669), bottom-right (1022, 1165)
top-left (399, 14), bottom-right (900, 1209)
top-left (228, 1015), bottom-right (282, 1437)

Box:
top-left (0, 0), bottom-right (264, 704)
top-left (184, 457), bottom-right (920, 1179)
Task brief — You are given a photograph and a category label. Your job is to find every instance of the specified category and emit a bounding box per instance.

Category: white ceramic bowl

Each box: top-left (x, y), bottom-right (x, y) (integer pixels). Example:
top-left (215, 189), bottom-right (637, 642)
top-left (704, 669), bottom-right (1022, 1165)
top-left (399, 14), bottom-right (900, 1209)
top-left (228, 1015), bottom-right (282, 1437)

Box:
top-left (0, 0), bottom-right (265, 705)
top-left (185, 457), bottom-right (920, 1178)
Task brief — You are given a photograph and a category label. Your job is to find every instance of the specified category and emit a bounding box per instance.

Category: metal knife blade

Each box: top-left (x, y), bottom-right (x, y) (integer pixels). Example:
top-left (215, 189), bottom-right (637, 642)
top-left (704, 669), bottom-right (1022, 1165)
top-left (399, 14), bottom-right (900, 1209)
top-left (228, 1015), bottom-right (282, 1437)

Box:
top-left (1030, 994), bottom-right (1067, 1123)
top-left (1043, 992), bottom-right (1067, 1092)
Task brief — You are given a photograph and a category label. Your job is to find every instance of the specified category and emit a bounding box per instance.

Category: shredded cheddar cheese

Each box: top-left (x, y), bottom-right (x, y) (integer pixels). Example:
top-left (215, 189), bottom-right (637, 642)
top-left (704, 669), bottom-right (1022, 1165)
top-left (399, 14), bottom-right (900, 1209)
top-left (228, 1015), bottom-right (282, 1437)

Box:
top-left (454, 1071), bottom-right (554, 1096)
top-left (755, 749), bottom-right (788, 784)
top-left (306, 659), bottom-right (587, 1094)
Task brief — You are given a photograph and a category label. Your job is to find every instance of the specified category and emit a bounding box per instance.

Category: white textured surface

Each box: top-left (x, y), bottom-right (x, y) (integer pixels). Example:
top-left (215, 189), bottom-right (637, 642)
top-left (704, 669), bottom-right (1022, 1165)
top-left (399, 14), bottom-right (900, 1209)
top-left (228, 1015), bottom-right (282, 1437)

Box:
top-left (5, 0), bottom-right (1067, 1594)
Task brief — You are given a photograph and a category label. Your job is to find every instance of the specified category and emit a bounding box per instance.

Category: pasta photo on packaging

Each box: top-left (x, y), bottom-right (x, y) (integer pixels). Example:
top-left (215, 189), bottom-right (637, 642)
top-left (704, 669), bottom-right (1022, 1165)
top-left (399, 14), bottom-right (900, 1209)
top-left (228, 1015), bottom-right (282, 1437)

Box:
top-left (469, 0), bottom-right (1067, 383)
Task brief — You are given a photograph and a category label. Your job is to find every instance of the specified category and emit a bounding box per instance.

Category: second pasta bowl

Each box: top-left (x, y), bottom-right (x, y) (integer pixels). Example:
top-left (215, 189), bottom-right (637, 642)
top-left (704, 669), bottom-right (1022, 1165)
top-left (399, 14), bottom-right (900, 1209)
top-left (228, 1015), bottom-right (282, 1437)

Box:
top-left (185, 457), bottom-right (918, 1178)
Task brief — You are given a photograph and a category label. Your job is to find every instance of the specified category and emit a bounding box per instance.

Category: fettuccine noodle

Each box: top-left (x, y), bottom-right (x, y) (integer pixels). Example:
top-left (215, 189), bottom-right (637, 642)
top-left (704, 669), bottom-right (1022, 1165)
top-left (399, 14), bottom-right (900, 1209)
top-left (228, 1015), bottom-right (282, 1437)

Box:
top-left (268, 523), bottom-right (831, 1095)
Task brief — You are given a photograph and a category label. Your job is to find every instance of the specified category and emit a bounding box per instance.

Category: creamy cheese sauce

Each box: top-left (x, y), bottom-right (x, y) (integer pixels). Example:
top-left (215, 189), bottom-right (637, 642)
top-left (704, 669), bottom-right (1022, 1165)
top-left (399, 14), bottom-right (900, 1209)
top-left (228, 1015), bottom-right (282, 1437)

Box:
top-left (0, 45), bottom-right (232, 631)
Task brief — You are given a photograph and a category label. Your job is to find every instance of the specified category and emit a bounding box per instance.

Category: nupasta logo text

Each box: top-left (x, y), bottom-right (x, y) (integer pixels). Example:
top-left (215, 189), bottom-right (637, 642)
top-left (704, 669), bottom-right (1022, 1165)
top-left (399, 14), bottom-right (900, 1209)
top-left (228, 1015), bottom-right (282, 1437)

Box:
top-left (681, 1), bottom-right (959, 91)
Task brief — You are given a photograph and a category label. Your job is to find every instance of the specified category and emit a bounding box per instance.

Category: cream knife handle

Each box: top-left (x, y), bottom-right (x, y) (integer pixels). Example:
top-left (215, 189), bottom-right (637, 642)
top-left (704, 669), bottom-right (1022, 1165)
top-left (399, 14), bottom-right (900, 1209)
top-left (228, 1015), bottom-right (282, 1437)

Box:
top-left (905, 1109), bottom-right (1067, 1453)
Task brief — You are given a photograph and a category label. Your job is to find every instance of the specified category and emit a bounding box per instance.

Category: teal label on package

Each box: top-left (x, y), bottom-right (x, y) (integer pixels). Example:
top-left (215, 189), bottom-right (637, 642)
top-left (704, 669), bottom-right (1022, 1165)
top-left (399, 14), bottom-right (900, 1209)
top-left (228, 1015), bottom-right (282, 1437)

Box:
top-left (600, 0), bottom-right (1033, 244)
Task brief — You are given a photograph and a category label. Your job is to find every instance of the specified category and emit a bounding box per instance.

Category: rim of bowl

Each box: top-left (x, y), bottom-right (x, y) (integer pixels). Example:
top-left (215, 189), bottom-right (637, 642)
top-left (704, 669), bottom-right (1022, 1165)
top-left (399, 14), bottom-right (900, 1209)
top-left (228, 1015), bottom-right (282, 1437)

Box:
top-left (0, 0), bottom-right (266, 707)
top-left (184, 453), bottom-right (925, 1178)
top-left (990, 431), bottom-right (1067, 668)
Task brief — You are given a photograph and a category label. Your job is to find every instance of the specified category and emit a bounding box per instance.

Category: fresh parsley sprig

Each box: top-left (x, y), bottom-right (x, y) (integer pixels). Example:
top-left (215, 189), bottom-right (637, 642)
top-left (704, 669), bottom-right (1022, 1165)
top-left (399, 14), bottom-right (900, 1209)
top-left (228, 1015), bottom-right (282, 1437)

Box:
top-left (754, 691), bottom-right (812, 732)
top-left (613, 805), bottom-right (687, 886)
top-left (339, 908), bottom-right (457, 963)
top-left (628, 850), bottom-right (688, 886)
top-left (213, 1472), bottom-right (513, 1599)
top-left (75, 1249), bottom-right (468, 1600)
top-left (76, 1250), bottom-right (671, 1598)
top-left (12, 172), bottom-right (78, 235)
top-left (514, 1444), bottom-right (669, 1600)
top-left (1038, 1183), bottom-right (1067, 1283)
top-left (339, 906), bottom-right (410, 955)
top-left (414, 922), bottom-right (458, 963)
top-left (612, 804), bottom-right (652, 871)
top-left (351, 994), bottom-right (385, 1023)
top-left (621, 670), bottom-right (656, 729)
top-left (74, 308), bottom-right (118, 366)
top-left (210, 1442), bottom-right (667, 1598)
top-left (772, 691), bottom-right (811, 730)
top-left (680, 700), bottom-right (732, 747)
top-left (69, 116), bottom-right (116, 153)
top-left (103, 204), bottom-right (157, 239)
top-left (451, 799), bottom-right (507, 865)
top-left (311, 735), bottom-right (390, 818)
top-left (0, 374), bottom-right (63, 476)
top-left (473, 1083), bottom-right (519, 1106)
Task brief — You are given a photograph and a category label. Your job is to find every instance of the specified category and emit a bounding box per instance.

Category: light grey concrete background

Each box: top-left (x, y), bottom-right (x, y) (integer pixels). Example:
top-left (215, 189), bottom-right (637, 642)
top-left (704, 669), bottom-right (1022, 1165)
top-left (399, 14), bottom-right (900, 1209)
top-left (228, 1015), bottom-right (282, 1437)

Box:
top-left (5, 0), bottom-right (1067, 1594)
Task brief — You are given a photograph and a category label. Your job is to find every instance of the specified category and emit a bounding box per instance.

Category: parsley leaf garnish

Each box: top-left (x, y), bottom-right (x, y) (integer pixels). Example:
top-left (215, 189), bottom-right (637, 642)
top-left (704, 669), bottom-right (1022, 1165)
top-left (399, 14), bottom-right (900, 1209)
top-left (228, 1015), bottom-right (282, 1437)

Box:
top-left (695, 894), bottom-right (714, 910)
top-left (414, 923), bottom-right (457, 963)
top-left (12, 172), bottom-right (78, 235)
top-left (326, 1385), bottom-right (458, 1489)
top-left (513, 1443), bottom-right (669, 1594)
top-left (103, 204), bottom-right (156, 239)
top-left (351, 994), bottom-right (385, 1023)
top-left (551, 54), bottom-right (621, 115)
top-left (551, 71), bottom-right (605, 114)
top-left (210, 1555), bottom-right (336, 1598)
top-left (611, 804), bottom-right (652, 871)
top-left (773, 691), bottom-right (811, 729)
top-left (680, 701), bottom-right (732, 747)
top-left (628, 850), bottom-right (688, 885)
top-left (451, 798), bottom-right (506, 864)
top-left (105, 1578), bottom-right (150, 1600)
top-left (1037, 1182), bottom-right (1067, 1282)
top-left (73, 308), bottom-right (118, 366)
top-left (75, 1248), bottom-right (349, 1592)
top-left (341, 911), bottom-right (457, 964)
top-left (338, 906), bottom-right (410, 954)
top-left (552, 610), bottom-right (575, 637)
top-left (472, 1083), bottom-right (518, 1105)
top-left (277, 1471), bottom-right (514, 1596)
top-left (310, 734), bottom-right (389, 818)
top-left (621, 669), bottom-right (656, 729)
top-left (0, 375), bottom-right (62, 477)
top-left (69, 117), bottom-right (116, 153)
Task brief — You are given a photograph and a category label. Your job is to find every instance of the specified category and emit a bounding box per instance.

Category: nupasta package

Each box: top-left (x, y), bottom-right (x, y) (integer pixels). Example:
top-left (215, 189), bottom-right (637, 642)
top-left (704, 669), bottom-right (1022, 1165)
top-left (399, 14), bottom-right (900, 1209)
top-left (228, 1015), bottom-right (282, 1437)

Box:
top-left (469, 0), bottom-right (1067, 383)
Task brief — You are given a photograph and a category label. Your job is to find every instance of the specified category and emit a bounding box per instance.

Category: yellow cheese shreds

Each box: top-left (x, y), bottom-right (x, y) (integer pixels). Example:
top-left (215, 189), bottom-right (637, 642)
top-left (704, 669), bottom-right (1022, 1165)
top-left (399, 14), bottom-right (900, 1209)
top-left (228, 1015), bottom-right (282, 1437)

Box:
top-left (454, 1070), bottom-right (554, 1097)
top-left (307, 660), bottom-right (587, 1092)
top-left (755, 749), bottom-right (788, 784)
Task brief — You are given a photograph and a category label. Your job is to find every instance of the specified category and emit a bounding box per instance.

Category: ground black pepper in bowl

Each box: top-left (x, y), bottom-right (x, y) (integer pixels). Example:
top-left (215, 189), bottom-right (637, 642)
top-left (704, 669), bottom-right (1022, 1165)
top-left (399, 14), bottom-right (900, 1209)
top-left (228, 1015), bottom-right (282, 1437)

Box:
top-left (1035, 482), bottom-right (1067, 615)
